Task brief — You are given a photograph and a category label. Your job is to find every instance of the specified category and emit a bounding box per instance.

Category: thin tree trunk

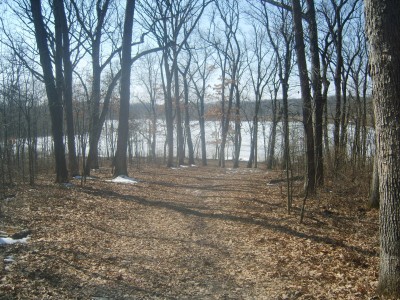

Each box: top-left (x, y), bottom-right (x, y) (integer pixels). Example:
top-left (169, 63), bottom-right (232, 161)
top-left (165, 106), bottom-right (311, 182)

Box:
top-left (173, 46), bottom-right (184, 166)
top-left (306, 0), bottom-right (324, 186)
top-left (233, 86), bottom-right (241, 168)
top-left (183, 73), bottom-right (194, 165)
top-left (163, 53), bottom-right (174, 168)
top-left (199, 94), bottom-right (207, 166)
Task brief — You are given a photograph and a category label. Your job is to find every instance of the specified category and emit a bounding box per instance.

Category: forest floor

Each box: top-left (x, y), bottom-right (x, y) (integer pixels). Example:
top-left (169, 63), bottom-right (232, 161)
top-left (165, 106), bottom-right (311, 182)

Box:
top-left (0, 162), bottom-right (380, 299)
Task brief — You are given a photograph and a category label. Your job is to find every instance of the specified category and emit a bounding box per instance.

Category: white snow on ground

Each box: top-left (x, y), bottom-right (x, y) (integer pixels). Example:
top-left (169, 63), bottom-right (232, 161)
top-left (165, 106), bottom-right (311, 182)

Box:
top-left (73, 176), bottom-right (96, 180)
top-left (0, 237), bottom-right (29, 245)
top-left (4, 256), bottom-right (15, 263)
top-left (107, 175), bottom-right (138, 184)
top-left (171, 165), bottom-right (198, 170)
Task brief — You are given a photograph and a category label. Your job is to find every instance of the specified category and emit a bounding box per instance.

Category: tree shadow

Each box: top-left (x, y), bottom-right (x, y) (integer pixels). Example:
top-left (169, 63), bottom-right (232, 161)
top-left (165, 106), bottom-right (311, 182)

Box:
top-left (80, 186), bottom-right (377, 258)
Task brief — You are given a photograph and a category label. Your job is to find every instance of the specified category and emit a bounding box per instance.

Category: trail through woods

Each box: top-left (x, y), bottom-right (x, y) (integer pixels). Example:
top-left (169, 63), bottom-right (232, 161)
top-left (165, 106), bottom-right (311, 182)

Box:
top-left (0, 164), bottom-right (379, 299)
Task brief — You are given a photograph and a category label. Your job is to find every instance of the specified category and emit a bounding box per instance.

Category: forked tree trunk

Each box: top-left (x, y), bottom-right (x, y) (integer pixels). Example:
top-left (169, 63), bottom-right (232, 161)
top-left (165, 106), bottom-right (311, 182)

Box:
top-left (365, 0), bottom-right (400, 297)
top-left (56, 0), bottom-right (79, 177)
top-left (30, 0), bottom-right (68, 183)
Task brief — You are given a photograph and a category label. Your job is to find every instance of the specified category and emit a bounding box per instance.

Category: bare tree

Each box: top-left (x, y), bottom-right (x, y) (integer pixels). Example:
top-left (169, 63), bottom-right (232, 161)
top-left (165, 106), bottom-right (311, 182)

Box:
top-left (137, 53), bottom-right (161, 161)
top-left (178, 46), bottom-right (195, 165)
top-left (210, 0), bottom-right (242, 168)
top-left (188, 28), bottom-right (215, 166)
top-left (54, 0), bottom-right (79, 176)
top-left (30, 0), bottom-right (68, 183)
top-left (138, 0), bottom-right (210, 167)
top-left (319, 0), bottom-right (361, 171)
top-left (291, 0), bottom-right (316, 195)
top-left (70, 0), bottom-right (116, 175)
top-left (306, 0), bottom-right (324, 186)
top-left (113, 0), bottom-right (135, 177)
top-left (244, 21), bottom-right (274, 168)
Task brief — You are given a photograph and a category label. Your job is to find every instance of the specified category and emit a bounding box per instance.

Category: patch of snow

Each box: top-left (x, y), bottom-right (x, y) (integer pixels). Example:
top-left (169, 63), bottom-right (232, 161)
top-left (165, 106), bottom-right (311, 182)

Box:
top-left (107, 175), bottom-right (138, 184)
top-left (4, 256), bottom-right (14, 264)
top-left (0, 236), bottom-right (30, 245)
top-left (4, 197), bottom-right (15, 203)
top-left (62, 182), bottom-right (74, 188)
top-left (73, 175), bottom-right (95, 180)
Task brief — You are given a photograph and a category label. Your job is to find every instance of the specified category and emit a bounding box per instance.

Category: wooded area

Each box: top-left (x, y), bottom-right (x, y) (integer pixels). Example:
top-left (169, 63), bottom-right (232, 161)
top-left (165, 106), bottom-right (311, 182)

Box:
top-left (0, 0), bottom-right (399, 298)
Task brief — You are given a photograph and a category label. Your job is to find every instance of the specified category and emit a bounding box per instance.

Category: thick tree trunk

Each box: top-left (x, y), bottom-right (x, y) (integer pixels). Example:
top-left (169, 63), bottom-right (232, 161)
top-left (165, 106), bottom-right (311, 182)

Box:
top-left (291, 0), bottom-right (316, 193)
top-left (365, 0), bottom-right (400, 297)
top-left (113, 0), bottom-right (135, 177)
top-left (30, 0), bottom-right (68, 183)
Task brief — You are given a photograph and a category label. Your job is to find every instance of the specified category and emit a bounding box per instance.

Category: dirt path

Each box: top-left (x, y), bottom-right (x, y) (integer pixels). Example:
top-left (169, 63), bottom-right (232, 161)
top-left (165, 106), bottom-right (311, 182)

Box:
top-left (0, 165), bottom-right (379, 299)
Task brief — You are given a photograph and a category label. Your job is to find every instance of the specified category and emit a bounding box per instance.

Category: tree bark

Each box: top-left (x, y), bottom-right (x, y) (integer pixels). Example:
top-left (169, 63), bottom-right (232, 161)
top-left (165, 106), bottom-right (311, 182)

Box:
top-left (30, 0), bottom-right (68, 183)
top-left (113, 0), bottom-right (136, 177)
top-left (369, 155), bottom-right (379, 209)
top-left (365, 0), bottom-right (400, 296)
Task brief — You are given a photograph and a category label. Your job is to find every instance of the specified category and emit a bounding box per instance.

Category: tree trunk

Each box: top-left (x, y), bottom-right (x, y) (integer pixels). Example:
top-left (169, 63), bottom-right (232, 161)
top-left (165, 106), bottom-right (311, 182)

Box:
top-left (183, 72), bottom-right (195, 165)
top-left (247, 118), bottom-right (256, 168)
top-left (163, 52), bottom-right (174, 168)
top-left (199, 94), bottom-right (207, 166)
top-left (82, 0), bottom-right (111, 176)
top-left (306, 0), bottom-right (323, 186)
top-left (30, 0), bottom-right (68, 183)
top-left (113, 0), bottom-right (135, 177)
top-left (291, 0), bottom-right (316, 193)
top-left (267, 95), bottom-right (278, 170)
top-left (54, 0), bottom-right (79, 177)
top-left (365, 0), bottom-right (400, 296)
top-left (233, 85), bottom-right (241, 168)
